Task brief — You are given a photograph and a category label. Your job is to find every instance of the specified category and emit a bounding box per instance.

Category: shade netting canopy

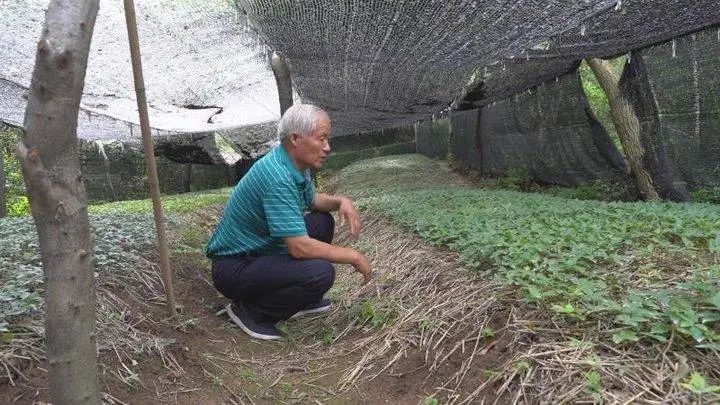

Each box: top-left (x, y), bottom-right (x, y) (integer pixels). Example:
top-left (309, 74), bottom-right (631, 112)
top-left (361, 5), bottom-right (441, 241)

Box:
top-left (1, 0), bottom-right (719, 141)
top-left (1, 0), bottom-right (279, 147)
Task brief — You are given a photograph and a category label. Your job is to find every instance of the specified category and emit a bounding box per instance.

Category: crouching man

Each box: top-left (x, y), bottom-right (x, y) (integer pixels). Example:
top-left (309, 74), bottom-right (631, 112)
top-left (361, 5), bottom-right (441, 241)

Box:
top-left (206, 104), bottom-right (373, 340)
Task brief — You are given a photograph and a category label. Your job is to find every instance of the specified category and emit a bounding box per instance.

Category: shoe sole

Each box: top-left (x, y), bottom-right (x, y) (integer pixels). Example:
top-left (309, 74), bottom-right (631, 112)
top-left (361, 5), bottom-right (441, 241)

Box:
top-left (288, 303), bottom-right (332, 320)
top-left (226, 304), bottom-right (282, 341)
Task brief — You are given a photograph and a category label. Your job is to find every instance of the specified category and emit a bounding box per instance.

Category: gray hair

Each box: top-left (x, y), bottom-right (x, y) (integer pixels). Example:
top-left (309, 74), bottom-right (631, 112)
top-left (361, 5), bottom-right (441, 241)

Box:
top-left (277, 104), bottom-right (326, 142)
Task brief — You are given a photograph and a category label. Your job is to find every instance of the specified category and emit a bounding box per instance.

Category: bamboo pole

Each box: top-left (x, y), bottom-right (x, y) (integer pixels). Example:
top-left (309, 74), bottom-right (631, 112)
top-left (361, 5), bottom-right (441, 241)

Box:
top-left (123, 0), bottom-right (177, 318)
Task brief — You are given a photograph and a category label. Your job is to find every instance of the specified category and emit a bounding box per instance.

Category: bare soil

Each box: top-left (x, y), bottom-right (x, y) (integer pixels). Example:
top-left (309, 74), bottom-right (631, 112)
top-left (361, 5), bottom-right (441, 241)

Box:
top-left (2, 221), bottom-right (515, 405)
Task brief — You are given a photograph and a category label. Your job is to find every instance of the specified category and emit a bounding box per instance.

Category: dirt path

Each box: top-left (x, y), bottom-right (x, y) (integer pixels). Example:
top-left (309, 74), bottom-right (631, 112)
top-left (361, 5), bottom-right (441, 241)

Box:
top-left (4, 211), bottom-right (515, 404)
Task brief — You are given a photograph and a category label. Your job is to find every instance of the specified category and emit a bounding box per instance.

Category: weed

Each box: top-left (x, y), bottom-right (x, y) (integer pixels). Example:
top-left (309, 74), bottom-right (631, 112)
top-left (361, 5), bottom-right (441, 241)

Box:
top-left (211, 375), bottom-right (224, 388)
top-left (276, 321), bottom-right (291, 339)
top-left (423, 395), bottom-right (441, 405)
top-left (234, 367), bottom-right (259, 384)
top-left (514, 360), bottom-right (531, 374)
top-left (353, 299), bottom-right (397, 329)
top-left (584, 370), bottom-right (602, 395)
top-left (568, 338), bottom-right (594, 349)
top-left (681, 372), bottom-right (720, 394)
top-left (420, 318), bottom-right (440, 332)
top-left (316, 323), bottom-right (336, 346)
top-left (483, 369), bottom-right (502, 380)
top-left (278, 381), bottom-right (294, 396)
top-left (551, 303), bottom-right (584, 319)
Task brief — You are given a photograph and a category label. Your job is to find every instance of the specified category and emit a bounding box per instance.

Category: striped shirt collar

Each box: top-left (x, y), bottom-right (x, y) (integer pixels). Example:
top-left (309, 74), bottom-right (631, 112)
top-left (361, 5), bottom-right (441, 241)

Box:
top-left (277, 144), bottom-right (307, 184)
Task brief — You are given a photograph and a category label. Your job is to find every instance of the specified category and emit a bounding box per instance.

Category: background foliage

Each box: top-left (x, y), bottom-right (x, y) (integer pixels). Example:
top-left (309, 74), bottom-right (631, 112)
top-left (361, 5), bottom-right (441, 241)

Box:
top-left (0, 128), bottom-right (29, 216)
top-left (579, 58), bottom-right (626, 153)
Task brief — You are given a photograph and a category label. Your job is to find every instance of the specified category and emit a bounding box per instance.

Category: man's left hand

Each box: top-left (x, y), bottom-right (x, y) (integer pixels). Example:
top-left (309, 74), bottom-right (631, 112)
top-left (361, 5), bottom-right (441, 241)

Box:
top-left (338, 197), bottom-right (361, 238)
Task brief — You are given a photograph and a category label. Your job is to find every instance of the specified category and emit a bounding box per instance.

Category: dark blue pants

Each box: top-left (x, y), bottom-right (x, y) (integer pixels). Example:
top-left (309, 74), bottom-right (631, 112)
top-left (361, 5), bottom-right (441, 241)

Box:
top-left (211, 212), bottom-right (336, 323)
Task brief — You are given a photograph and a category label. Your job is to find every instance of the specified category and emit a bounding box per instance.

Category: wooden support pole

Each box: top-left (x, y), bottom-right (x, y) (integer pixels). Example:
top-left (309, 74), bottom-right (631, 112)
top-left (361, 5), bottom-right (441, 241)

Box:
top-left (271, 52), bottom-right (293, 115)
top-left (123, 0), bottom-right (177, 318)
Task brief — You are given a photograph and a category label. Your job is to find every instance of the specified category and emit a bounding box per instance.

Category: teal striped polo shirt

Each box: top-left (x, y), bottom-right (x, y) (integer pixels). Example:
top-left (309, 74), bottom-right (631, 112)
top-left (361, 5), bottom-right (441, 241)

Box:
top-left (206, 145), bottom-right (315, 258)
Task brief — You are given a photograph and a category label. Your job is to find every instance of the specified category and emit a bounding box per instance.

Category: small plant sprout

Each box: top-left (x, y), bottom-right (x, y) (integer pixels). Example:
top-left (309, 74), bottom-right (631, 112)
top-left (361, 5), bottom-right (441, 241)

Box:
top-left (681, 372), bottom-right (720, 394)
top-left (423, 395), bottom-right (440, 405)
top-left (483, 369), bottom-right (502, 380)
top-left (514, 360), bottom-right (531, 374)
top-left (420, 318), bottom-right (439, 332)
top-left (584, 370), bottom-right (602, 394)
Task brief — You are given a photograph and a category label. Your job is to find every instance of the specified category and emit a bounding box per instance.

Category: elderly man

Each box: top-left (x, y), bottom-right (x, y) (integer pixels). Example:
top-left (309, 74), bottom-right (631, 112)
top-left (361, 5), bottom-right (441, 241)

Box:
top-left (207, 104), bottom-right (372, 340)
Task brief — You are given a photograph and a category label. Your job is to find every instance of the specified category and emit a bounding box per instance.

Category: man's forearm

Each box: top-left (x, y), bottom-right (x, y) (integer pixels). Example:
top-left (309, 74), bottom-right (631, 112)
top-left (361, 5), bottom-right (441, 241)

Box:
top-left (284, 235), bottom-right (373, 284)
top-left (313, 192), bottom-right (345, 212)
top-left (285, 235), bottom-right (360, 265)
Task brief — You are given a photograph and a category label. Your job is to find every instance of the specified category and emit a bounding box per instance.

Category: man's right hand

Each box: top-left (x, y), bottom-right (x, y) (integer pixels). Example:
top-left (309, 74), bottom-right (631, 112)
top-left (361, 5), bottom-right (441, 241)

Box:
top-left (353, 252), bottom-right (373, 285)
top-left (285, 236), bottom-right (373, 285)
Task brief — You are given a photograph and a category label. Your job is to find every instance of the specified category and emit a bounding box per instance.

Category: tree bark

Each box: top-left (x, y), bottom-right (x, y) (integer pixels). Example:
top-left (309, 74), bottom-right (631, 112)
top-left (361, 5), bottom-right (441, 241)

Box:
top-left (18, 0), bottom-right (101, 403)
top-left (271, 52), bottom-right (293, 115)
top-left (586, 58), bottom-right (660, 201)
top-left (183, 163), bottom-right (192, 193)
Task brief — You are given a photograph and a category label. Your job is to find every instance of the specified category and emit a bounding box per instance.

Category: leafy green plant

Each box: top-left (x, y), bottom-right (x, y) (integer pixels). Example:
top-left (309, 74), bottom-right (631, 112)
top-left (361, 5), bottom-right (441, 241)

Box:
top-left (313, 322), bottom-right (336, 346)
top-left (234, 367), bottom-right (260, 384)
top-left (332, 155), bottom-right (720, 347)
top-left (514, 360), bottom-right (531, 374)
top-left (1, 212), bottom-right (161, 329)
top-left (354, 299), bottom-right (396, 329)
top-left (420, 318), bottom-right (439, 332)
top-left (552, 303), bottom-right (580, 316)
top-left (584, 370), bottom-right (602, 394)
top-left (612, 330), bottom-right (640, 344)
top-left (423, 396), bottom-right (440, 405)
top-left (681, 372), bottom-right (720, 394)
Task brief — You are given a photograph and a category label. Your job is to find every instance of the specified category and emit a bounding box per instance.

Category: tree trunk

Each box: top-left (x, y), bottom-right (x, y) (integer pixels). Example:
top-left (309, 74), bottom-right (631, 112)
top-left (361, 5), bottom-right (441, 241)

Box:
top-left (18, 0), bottom-right (101, 403)
top-left (586, 58), bottom-right (660, 201)
top-left (183, 163), bottom-right (192, 193)
top-left (271, 52), bottom-right (293, 115)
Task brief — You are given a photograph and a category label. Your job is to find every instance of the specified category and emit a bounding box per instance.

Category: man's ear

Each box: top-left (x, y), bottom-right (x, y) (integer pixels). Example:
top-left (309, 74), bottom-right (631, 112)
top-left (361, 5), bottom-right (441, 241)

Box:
top-left (289, 132), bottom-right (301, 146)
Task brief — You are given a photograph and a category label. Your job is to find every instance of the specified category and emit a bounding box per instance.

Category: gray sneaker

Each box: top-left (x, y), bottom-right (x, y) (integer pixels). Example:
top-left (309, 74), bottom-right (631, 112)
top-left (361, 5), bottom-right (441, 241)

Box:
top-left (226, 303), bottom-right (282, 341)
top-left (289, 299), bottom-right (332, 320)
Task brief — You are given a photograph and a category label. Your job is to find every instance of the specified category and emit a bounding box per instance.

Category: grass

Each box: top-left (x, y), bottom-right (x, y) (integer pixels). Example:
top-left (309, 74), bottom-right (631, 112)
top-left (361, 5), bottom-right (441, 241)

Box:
top-left (88, 187), bottom-right (231, 214)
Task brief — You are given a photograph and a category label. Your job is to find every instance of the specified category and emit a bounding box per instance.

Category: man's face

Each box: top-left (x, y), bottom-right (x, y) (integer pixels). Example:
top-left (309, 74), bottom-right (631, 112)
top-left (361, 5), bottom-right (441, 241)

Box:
top-left (293, 113), bottom-right (331, 170)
